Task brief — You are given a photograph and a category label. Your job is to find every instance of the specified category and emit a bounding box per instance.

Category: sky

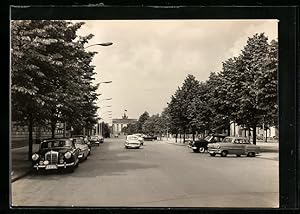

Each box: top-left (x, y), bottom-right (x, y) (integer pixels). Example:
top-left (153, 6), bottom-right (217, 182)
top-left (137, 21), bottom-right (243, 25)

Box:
top-left (76, 20), bottom-right (278, 124)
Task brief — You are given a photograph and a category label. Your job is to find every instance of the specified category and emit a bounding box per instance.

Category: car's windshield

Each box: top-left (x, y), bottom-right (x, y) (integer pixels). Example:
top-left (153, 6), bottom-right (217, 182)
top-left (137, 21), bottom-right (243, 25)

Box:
top-left (41, 140), bottom-right (71, 149)
top-left (222, 137), bottom-right (234, 143)
top-left (90, 136), bottom-right (98, 140)
top-left (127, 136), bottom-right (138, 140)
top-left (72, 138), bottom-right (85, 144)
top-left (204, 136), bottom-right (213, 141)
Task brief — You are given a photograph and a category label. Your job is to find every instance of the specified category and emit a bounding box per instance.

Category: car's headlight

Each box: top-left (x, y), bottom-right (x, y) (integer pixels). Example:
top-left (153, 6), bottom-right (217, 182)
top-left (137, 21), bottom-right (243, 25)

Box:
top-left (32, 153), bottom-right (39, 161)
top-left (64, 152), bottom-right (72, 159)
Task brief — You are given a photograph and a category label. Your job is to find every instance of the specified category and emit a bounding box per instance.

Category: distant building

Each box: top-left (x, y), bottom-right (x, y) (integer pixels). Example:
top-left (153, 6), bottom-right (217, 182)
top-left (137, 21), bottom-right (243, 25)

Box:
top-left (230, 122), bottom-right (279, 140)
top-left (112, 114), bottom-right (137, 135)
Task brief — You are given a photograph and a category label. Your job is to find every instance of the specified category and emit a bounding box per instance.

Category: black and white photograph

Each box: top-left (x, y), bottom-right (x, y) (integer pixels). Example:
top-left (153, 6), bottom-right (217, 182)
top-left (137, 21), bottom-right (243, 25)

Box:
top-left (10, 19), bottom-right (279, 207)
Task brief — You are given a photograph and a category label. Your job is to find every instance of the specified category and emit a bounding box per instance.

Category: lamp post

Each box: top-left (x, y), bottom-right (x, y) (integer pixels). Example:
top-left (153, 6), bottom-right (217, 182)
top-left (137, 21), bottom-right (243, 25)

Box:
top-left (84, 42), bottom-right (113, 49)
top-left (98, 98), bottom-right (112, 103)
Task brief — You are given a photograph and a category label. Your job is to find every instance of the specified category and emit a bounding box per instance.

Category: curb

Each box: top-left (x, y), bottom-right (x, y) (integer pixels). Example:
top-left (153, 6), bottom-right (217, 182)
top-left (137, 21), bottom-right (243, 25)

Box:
top-left (11, 169), bottom-right (32, 183)
top-left (167, 142), bottom-right (188, 147)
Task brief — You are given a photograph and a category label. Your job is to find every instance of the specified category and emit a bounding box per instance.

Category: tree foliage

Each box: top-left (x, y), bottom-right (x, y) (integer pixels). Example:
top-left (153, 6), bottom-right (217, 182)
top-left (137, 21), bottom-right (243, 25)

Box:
top-left (11, 20), bottom-right (99, 158)
top-left (165, 33), bottom-right (278, 144)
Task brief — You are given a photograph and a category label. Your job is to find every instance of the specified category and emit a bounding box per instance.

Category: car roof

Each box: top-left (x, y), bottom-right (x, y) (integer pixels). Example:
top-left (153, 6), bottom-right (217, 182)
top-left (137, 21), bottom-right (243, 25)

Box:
top-left (211, 134), bottom-right (228, 137)
top-left (225, 136), bottom-right (249, 140)
top-left (42, 138), bottom-right (70, 141)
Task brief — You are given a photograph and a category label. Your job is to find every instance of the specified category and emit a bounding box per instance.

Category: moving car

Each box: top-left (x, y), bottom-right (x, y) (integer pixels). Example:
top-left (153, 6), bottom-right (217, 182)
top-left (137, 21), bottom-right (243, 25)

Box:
top-left (125, 135), bottom-right (142, 149)
top-left (207, 136), bottom-right (260, 157)
top-left (71, 137), bottom-right (90, 160)
top-left (188, 134), bottom-right (227, 153)
top-left (31, 138), bottom-right (80, 172)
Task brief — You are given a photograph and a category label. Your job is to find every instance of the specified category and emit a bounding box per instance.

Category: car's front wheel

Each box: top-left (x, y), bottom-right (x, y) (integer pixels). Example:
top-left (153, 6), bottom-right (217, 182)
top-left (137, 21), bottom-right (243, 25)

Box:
top-left (221, 150), bottom-right (228, 157)
top-left (199, 147), bottom-right (205, 153)
top-left (247, 152), bottom-right (256, 157)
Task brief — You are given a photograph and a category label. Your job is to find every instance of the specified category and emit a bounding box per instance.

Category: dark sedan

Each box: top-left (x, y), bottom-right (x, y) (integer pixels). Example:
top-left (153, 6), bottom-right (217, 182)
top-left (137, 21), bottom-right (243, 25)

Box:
top-left (188, 134), bottom-right (227, 153)
top-left (31, 138), bottom-right (80, 172)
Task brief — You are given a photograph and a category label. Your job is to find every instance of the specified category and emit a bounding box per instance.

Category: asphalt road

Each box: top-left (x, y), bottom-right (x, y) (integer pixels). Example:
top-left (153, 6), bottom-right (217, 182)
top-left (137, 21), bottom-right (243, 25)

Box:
top-left (11, 137), bottom-right (278, 207)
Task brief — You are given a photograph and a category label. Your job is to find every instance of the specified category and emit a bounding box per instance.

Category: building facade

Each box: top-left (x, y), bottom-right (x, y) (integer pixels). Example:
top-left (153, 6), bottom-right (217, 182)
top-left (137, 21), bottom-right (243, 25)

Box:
top-left (112, 114), bottom-right (137, 135)
top-left (229, 122), bottom-right (279, 140)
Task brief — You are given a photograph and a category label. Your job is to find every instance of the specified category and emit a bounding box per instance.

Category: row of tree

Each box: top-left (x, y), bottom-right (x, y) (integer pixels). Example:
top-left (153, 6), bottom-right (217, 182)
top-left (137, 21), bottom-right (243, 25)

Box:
top-left (123, 33), bottom-right (278, 145)
top-left (167, 33), bottom-right (278, 144)
top-left (11, 20), bottom-right (99, 159)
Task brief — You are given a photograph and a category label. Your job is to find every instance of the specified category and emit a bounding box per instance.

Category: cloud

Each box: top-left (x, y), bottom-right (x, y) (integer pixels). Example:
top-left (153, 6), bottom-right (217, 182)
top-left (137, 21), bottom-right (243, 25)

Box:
top-left (77, 20), bottom-right (278, 120)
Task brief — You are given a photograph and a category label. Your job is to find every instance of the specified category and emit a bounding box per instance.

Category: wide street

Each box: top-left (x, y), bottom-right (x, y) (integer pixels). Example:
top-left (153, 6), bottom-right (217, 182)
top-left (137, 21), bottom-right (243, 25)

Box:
top-left (12, 137), bottom-right (278, 207)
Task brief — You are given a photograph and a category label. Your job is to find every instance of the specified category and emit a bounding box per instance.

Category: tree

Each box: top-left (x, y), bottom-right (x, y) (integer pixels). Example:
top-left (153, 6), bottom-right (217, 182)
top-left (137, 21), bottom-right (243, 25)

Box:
top-left (136, 111), bottom-right (150, 133)
top-left (142, 114), bottom-right (163, 138)
top-left (167, 74), bottom-right (200, 142)
top-left (11, 20), bottom-right (98, 159)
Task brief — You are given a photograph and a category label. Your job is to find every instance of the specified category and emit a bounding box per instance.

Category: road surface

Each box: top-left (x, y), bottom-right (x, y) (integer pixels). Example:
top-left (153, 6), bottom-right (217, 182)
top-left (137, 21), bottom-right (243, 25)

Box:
top-left (11, 137), bottom-right (278, 207)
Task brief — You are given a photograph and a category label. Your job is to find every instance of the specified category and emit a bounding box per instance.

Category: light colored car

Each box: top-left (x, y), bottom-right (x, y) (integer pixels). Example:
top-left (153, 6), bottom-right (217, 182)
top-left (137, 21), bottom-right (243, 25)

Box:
top-left (133, 133), bottom-right (144, 145)
top-left (125, 135), bottom-right (142, 149)
top-left (71, 137), bottom-right (90, 160)
top-left (207, 136), bottom-right (260, 157)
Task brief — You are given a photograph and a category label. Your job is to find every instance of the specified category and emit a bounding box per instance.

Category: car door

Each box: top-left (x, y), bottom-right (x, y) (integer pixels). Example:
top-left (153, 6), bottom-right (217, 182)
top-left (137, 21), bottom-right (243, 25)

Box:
top-left (229, 139), bottom-right (244, 154)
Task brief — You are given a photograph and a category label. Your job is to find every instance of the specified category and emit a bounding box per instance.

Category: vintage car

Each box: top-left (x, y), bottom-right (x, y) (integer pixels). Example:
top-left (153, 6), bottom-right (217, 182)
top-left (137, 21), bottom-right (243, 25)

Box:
top-left (71, 137), bottom-right (90, 160)
top-left (207, 136), bottom-right (260, 157)
top-left (73, 135), bottom-right (91, 149)
top-left (133, 133), bottom-right (144, 145)
top-left (89, 135), bottom-right (103, 146)
top-left (31, 138), bottom-right (80, 172)
top-left (125, 135), bottom-right (142, 149)
top-left (188, 134), bottom-right (227, 153)
top-left (143, 134), bottom-right (158, 141)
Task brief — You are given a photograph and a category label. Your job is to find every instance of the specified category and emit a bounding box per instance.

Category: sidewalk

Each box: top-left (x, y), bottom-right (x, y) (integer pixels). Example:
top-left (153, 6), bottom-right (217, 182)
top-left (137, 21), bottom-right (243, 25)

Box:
top-left (161, 137), bottom-right (279, 152)
top-left (11, 144), bottom-right (39, 182)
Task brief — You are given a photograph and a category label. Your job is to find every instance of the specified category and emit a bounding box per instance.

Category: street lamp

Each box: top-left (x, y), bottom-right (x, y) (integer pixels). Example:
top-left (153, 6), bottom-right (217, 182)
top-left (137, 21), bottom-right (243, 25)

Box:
top-left (100, 111), bottom-right (112, 118)
top-left (98, 98), bottom-right (112, 103)
top-left (84, 42), bottom-right (113, 49)
top-left (99, 81), bottom-right (112, 84)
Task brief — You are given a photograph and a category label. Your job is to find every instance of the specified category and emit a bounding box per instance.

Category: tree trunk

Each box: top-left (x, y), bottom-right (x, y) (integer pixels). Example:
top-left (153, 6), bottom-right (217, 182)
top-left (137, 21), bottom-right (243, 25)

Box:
top-left (252, 124), bottom-right (257, 145)
top-left (265, 129), bottom-right (268, 142)
top-left (183, 129), bottom-right (186, 143)
top-left (28, 114), bottom-right (33, 161)
top-left (192, 131), bottom-right (195, 141)
top-left (175, 133), bottom-right (178, 143)
top-left (227, 124), bottom-right (230, 136)
top-left (51, 119), bottom-right (56, 138)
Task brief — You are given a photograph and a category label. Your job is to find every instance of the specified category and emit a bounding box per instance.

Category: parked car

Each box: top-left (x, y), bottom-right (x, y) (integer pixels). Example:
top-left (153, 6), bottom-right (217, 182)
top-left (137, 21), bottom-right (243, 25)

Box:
top-left (73, 135), bottom-right (91, 150)
top-left (125, 135), bottom-right (142, 149)
top-left (71, 137), bottom-right (90, 160)
top-left (89, 135), bottom-right (103, 146)
top-left (143, 134), bottom-right (158, 141)
top-left (188, 134), bottom-right (227, 153)
top-left (207, 136), bottom-right (260, 157)
top-left (133, 133), bottom-right (144, 145)
top-left (31, 138), bottom-right (80, 172)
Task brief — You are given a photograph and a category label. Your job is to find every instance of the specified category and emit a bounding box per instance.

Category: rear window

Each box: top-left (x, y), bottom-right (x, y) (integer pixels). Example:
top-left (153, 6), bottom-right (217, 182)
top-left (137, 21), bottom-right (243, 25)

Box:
top-left (222, 137), bottom-right (234, 143)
